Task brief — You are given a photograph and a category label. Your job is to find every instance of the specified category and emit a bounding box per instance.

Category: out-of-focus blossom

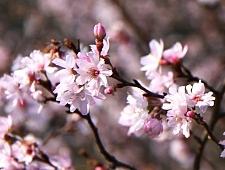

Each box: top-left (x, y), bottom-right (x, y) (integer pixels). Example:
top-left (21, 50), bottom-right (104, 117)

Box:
top-left (0, 45), bottom-right (10, 71)
top-left (0, 116), bottom-right (12, 138)
top-left (163, 42), bottom-right (188, 64)
top-left (148, 71), bottom-right (175, 93)
top-left (140, 39), bottom-right (164, 79)
top-left (198, 0), bottom-right (219, 5)
top-left (23, 50), bottom-right (55, 74)
top-left (0, 140), bottom-right (23, 170)
top-left (220, 132), bottom-right (225, 158)
top-left (144, 117), bottom-right (163, 138)
top-left (169, 138), bottom-right (194, 168)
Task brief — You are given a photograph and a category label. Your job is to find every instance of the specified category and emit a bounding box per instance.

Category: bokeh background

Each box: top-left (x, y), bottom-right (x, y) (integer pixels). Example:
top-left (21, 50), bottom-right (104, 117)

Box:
top-left (0, 0), bottom-right (225, 170)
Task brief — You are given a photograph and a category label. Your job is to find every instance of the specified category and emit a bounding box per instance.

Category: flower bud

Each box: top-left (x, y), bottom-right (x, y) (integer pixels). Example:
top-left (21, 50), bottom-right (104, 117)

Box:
top-left (104, 86), bottom-right (114, 95)
top-left (144, 118), bottom-right (163, 138)
top-left (186, 111), bottom-right (195, 118)
top-left (94, 23), bottom-right (106, 40)
top-left (95, 165), bottom-right (106, 170)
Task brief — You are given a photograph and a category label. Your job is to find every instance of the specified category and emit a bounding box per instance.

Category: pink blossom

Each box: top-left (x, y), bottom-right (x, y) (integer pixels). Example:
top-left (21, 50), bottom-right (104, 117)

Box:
top-left (220, 132), bottom-right (225, 158)
top-left (104, 86), bottom-right (114, 95)
top-left (52, 51), bottom-right (77, 82)
top-left (54, 78), bottom-right (96, 114)
top-left (0, 116), bottom-right (12, 138)
top-left (140, 39), bottom-right (164, 79)
top-left (119, 88), bottom-right (149, 135)
top-left (0, 140), bottom-right (23, 169)
top-left (186, 81), bottom-right (215, 113)
top-left (148, 71), bottom-right (175, 93)
top-left (11, 135), bottom-right (37, 165)
top-left (163, 42), bottom-right (188, 64)
top-left (144, 118), bottom-right (163, 138)
top-left (162, 86), bottom-right (191, 138)
top-left (76, 52), bottom-right (112, 92)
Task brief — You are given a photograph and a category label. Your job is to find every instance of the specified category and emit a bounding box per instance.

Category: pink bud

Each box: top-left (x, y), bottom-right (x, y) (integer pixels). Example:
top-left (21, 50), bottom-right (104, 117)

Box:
top-left (186, 111), bottom-right (195, 118)
top-left (144, 118), bottom-right (163, 138)
top-left (94, 23), bottom-right (106, 40)
top-left (95, 165), bottom-right (106, 170)
top-left (104, 86), bottom-right (114, 95)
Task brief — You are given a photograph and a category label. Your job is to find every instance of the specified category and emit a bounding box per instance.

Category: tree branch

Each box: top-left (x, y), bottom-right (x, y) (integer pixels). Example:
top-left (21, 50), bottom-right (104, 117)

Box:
top-left (78, 112), bottom-right (137, 170)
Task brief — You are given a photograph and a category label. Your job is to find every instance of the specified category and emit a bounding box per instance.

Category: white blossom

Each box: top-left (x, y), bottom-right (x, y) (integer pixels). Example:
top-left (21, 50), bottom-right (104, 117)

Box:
top-left (220, 132), bottom-right (225, 158)
top-left (76, 52), bottom-right (112, 95)
top-left (140, 39), bottom-right (164, 79)
top-left (162, 86), bottom-right (191, 138)
top-left (119, 88), bottom-right (149, 135)
top-left (52, 51), bottom-right (77, 82)
top-left (186, 81), bottom-right (215, 113)
top-left (148, 71), bottom-right (175, 93)
top-left (163, 42), bottom-right (188, 64)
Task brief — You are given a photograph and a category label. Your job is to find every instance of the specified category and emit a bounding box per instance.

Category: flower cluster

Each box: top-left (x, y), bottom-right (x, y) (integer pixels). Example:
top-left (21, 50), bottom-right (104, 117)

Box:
top-left (119, 88), bottom-right (163, 137)
top-left (0, 23), bottom-right (113, 169)
top-left (53, 29), bottom-right (112, 114)
top-left (162, 81), bottom-right (215, 138)
top-left (119, 39), bottom-right (215, 139)
top-left (0, 115), bottom-right (73, 169)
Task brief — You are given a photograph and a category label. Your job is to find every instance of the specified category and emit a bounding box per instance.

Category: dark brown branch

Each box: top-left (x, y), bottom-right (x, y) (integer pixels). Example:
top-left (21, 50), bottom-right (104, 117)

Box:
top-left (111, 69), bottom-right (165, 99)
top-left (78, 112), bottom-right (137, 170)
top-left (193, 115), bottom-right (223, 150)
top-left (179, 63), bottom-right (218, 94)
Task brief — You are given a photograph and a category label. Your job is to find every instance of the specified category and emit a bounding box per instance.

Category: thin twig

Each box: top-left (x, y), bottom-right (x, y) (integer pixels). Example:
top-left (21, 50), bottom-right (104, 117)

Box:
top-left (179, 63), bottom-right (218, 94)
top-left (78, 112), bottom-right (136, 170)
top-left (111, 70), bottom-right (165, 99)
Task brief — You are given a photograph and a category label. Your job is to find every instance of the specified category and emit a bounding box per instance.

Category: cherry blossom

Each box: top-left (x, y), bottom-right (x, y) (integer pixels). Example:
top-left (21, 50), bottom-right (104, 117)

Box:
top-left (0, 116), bottom-right (12, 138)
top-left (140, 39), bottom-right (164, 79)
top-left (76, 52), bottom-right (112, 94)
top-left (119, 88), bottom-right (149, 135)
top-left (186, 81), bottom-right (215, 113)
top-left (162, 86), bottom-right (191, 138)
top-left (144, 118), bottom-right (163, 138)
top-left (54, 78), bottom-right (95, 114)
top-left (11, 135), bottom-right (37, 165)
top-left (52, 51), bottom-right (77, 82)
top-left (163, 42), bottom-right (188, 64)
top-left (219, 132), bottom-right (225, 158)
top-left (148, 71), bottom-right (175, 93)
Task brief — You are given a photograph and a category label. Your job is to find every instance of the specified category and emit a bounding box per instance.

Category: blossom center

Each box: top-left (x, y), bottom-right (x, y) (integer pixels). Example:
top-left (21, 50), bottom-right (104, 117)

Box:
top-left (88, 67), bottom-right (100, 78)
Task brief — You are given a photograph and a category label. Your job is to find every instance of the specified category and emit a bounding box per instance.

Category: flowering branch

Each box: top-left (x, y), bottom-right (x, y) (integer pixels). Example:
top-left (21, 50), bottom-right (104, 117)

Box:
top-left (193, 80), bottom-right (225, 170)
top-left (179, 63), bottom-right (218, 94)
top-left (0, 23), bottom-right (224, 169)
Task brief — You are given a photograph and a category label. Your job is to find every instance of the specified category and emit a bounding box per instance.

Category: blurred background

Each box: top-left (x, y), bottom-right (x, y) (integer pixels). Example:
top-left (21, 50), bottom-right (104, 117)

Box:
top-left (0, 0), bottom-right (225, 170)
